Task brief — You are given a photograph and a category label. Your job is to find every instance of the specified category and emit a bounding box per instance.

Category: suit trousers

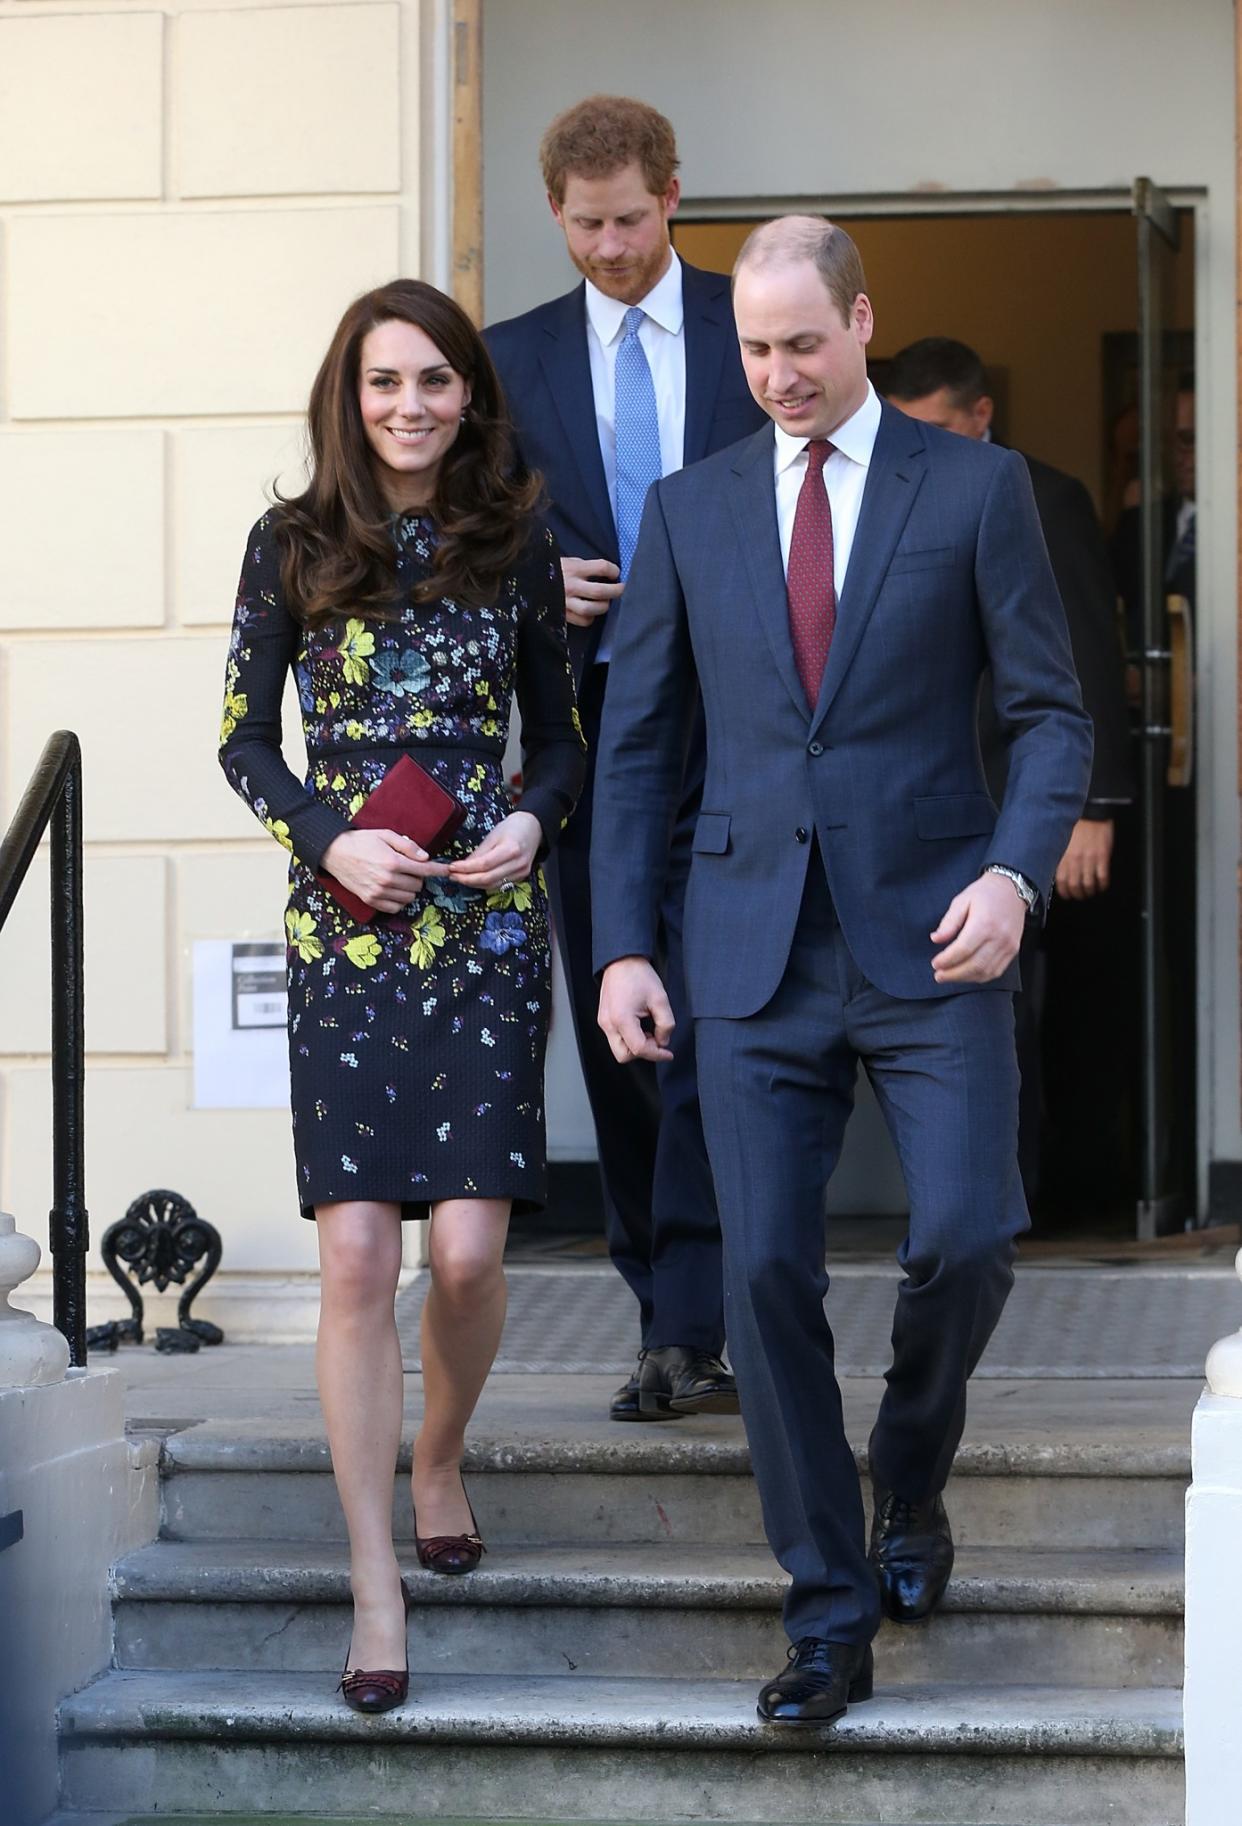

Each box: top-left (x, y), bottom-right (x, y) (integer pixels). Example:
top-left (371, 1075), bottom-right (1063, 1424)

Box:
top-left (695, 853), bottom-right (1027, 1645)
top-left (546, 662), bottom-right (724, 1352)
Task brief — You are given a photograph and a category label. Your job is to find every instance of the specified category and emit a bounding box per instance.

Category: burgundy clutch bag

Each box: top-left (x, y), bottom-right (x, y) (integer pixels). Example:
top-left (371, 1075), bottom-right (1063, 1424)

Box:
top-left (315, 754), bottom-right (467, 924)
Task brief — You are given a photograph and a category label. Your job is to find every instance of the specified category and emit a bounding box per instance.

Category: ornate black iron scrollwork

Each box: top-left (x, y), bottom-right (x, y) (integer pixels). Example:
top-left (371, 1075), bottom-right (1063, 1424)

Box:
top-left (85, 1189), bottom-right (224, 1355)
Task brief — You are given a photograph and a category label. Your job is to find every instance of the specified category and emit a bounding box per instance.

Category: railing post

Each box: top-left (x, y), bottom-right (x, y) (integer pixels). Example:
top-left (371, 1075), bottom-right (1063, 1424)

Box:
top-left (1184, 1248), bottom-right (1242, 1824)
top-left (0, 1212), bottom-right (70, 1387)
top-left (48, 741), bottom-right (87, 1369)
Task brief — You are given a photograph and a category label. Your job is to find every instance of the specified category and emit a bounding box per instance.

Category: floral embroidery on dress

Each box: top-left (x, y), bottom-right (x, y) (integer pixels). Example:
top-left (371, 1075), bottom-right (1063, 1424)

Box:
top-left (337, 619), bottom-right (376, 685)
top-left (343, 932), bottom-right (382, 969)
top-left (480, 911), bottom-right (527, 956)
top-left (286, 908), bottom-right (324, 962)
top-left (372, 648), bottom-right (431, 698)
top-left (218, 510), bottom-right (584, 1220)
top-left (486, 879), bottom-right (533, 913)
top-left (409, 906), bottom-right (447, 969)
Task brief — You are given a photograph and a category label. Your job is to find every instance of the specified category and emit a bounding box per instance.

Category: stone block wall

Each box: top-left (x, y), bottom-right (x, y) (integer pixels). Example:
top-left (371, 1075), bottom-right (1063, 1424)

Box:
top-left (0, 1), bottom-right (425, 1290)
top-left (0, 1369), bottom-right (160, 1826)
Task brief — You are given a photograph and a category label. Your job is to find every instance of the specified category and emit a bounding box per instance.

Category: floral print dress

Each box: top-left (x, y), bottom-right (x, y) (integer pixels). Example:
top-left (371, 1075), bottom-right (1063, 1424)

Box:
top-left (219, 510), bottom-right (585, 1220)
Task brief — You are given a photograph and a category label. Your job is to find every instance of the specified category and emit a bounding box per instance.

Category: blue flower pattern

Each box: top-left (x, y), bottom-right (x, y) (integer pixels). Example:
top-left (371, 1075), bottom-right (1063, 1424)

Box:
top-left (480, 911), bottom-right (528, 956)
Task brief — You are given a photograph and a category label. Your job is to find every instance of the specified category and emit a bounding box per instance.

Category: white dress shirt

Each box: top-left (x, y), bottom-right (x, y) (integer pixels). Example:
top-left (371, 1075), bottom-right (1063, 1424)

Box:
top-left (773, 382), bottom-right (883, 597)
top-left (585, 252), bottom-right (687, 663)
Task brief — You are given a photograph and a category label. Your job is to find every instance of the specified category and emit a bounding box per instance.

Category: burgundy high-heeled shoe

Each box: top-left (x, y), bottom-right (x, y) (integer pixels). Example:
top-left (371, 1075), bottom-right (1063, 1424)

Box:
top-left (413, 1474), bottom-right (486, 1576)
top-left (338, 1579), bottom-right (411, 1713)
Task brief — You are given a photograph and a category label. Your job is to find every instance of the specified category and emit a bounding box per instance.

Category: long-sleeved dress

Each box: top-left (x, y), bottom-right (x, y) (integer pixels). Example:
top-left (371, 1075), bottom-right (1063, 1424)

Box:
top-left (219, 509), bottom-right (585, 1220)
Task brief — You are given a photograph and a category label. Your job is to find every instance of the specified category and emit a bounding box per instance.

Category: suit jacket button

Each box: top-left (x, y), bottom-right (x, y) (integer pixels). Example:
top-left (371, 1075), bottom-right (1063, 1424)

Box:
top-left (795, 827), bottom-right (809, 843)
top-left (807, 741), bottom-right (824, 756)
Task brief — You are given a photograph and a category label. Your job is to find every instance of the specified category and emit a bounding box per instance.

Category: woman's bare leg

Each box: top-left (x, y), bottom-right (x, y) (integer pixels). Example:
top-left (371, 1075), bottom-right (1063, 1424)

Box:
top-left (412, 1197), bottom-right (510, 1536)
top-left (316, 1200), bottom-right (407, 1669)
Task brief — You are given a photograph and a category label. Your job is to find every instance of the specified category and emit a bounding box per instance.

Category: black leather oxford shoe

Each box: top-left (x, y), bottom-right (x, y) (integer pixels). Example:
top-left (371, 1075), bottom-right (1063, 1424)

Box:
top-left (639, 1346), bottom-right (740, 1418)
top-left (609, 1362), bottom-right (645, 1422)
top-left (756, 1637), bottom-right (874, 1726)
top-left (869, 1484), bottom-right (955, 1623)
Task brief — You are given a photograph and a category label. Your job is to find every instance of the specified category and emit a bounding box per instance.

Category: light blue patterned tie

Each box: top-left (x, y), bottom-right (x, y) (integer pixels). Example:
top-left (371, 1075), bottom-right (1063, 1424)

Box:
top-left (613, 306), bottom-right (662, 586)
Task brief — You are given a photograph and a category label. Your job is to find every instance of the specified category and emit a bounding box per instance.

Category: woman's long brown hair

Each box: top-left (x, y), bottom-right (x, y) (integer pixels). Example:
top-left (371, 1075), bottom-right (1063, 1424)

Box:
top-left (275, 279), bottom-right (541, 626)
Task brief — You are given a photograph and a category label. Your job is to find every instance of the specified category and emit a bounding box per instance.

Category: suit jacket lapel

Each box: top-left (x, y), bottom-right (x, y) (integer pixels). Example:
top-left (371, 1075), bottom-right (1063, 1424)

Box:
top-left (536, 284), bottom-right (618, 564)
top-left (811, 403), bottom-right (928, 731)
top-left (731, 424), bottom-right (809, 720)
top-left (681, 263), bottom-right (731, 467)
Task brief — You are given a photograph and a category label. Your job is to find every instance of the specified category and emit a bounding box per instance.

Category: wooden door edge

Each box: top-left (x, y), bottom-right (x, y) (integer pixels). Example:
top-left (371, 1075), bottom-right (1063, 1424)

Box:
top-left (452, 0), bottom-right (483, 324)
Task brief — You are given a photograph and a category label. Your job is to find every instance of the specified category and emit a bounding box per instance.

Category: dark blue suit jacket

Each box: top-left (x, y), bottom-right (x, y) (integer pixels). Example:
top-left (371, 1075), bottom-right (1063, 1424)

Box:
top-left (591, 402), bottom-right (1094, 1015)
top-left (485, 262), bottom-right (765, 678)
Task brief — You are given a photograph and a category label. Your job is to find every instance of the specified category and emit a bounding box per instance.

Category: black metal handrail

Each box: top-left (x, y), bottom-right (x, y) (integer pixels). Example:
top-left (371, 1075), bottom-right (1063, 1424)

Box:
top-left (0, 731), bottom-right (88, 1366)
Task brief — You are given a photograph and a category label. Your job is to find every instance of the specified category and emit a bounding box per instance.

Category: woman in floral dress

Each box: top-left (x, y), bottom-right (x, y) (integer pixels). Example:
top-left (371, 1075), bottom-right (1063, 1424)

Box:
top-left (219, 279), bottom-right (584, 1710)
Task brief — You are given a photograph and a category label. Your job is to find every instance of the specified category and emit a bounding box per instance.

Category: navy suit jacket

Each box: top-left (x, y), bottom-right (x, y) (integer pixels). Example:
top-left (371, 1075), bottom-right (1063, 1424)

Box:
top-left (485, 262), bottom-right (766, 678)
top-left (590, 402), bottom-right (1094, 1016)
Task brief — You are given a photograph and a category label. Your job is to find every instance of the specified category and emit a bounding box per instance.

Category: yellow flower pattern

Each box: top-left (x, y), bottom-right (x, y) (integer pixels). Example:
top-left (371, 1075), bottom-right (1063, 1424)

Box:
top-left (219, 659), bottom-right (248, 744)
top-left (285, 907), bottom-right (324, 962)
top-left (409, 906), bottom-right (446, 970)
top-left (338, 619), bottom-right (376, 686)
top-left (487, 878), bottom-right (533, 913)
top-left (343, 932), bottom-right (382, 969)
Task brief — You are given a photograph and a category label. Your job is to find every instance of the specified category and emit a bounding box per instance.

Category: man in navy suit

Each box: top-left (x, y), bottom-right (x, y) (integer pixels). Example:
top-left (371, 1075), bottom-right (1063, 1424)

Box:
top-left (486, 96), bottom-right (765, 1422)
top-left (593, 218), bottom-right (1092, 1723)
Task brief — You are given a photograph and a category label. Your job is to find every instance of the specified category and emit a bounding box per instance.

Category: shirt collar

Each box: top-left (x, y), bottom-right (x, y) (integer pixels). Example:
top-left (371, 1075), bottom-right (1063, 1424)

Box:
top-left (585, 250), bottom-right (684, 346)
top-left (773, 380), bottom-right (882, 475)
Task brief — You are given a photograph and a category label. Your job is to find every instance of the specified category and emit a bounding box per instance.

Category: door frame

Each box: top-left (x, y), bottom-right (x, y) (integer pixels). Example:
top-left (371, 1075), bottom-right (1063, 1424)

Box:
top-left (674, 186), bottom-right (1215, 1222)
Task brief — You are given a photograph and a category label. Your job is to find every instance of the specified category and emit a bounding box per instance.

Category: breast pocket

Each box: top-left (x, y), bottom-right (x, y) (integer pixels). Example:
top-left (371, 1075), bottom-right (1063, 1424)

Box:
top-left (692, 812), bottom-right (732, 854)
top-left (887, 544), bottom-right (956, 578)
top-left (914, 794), bottom-right (997, 841)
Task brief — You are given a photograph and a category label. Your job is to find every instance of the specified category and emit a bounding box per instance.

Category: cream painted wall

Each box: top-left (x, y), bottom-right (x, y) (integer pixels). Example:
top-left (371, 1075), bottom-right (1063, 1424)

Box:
top-left (483, 0), bottom-right (1240, 1211)
top-left (0, 0), bottom-right (430, 1292)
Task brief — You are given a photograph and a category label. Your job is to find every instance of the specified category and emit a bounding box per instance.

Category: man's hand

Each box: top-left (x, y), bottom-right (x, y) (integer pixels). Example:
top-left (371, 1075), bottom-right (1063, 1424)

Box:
top-left (1055, 818), bottom-right (1114, 900)
top-left (598, 956), bottom-right (675, 1064)
top-left (931, 873), bottom-right (1027, 985)
top-left (321, 829), bottom-right (450, 913)
top-left (562, 554), bottom-right (623, 628)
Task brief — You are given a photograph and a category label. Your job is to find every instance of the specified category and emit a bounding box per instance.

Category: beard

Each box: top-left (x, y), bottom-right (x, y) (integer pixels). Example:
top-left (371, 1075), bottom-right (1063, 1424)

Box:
top-left (569, 241), bottom-right (670, 306)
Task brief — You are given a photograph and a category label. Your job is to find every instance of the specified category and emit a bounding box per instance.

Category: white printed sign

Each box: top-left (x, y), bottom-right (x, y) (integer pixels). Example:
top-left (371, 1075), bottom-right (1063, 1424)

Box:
top-left (192, 938), bottom-right (289, 1110)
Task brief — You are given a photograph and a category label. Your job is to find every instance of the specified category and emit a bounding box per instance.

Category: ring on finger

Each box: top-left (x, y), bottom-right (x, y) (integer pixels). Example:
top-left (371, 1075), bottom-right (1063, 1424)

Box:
top-left (498, 877), bottom-right (515, 892)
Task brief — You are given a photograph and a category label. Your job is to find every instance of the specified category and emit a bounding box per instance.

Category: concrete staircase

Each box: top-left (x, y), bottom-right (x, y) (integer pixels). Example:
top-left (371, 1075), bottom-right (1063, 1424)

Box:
top-left (55, 1408), bottom-right (1186, 1825)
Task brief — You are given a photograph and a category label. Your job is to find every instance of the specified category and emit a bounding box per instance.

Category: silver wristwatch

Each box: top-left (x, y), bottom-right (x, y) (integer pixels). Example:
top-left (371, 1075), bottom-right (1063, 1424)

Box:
top-left (984, 863), bottom-right (1039, 915)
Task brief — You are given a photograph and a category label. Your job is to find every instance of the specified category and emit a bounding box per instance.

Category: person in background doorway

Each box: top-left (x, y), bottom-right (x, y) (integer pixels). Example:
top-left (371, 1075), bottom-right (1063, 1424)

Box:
top-left (593, 219), bottom-right (1091, 1723)
top-left (486, 95), bottom-right (766, 1422)
top-left (1111, 377), bottom-right (1197, 638)
top-left (219, 279), bottom-right (584, 1713)
top-left (886, 338), bottom-right (1133, 1211)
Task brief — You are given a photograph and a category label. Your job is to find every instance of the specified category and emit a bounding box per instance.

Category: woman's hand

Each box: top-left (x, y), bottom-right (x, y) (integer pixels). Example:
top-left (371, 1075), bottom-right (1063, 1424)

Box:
top-left (448, 810), bottom-right (542, 892)
top-left (321, 829), bottom-right (451, 913)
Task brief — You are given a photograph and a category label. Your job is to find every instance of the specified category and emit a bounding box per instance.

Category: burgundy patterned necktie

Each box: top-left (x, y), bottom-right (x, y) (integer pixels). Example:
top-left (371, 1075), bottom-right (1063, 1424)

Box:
top-left (785, 439), bottom-right (836, 709)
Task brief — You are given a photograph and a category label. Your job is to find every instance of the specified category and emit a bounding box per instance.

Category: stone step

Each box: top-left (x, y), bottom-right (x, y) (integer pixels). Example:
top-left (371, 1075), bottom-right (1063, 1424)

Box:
top-left (40, 1816), bottom-right (976, 1826)
top-left (57, 1668), bottom-right (1183, 1826)
top-left (110, 1539), bottom-right (1184, 1688)
top-left (158, 1425), bottom-right (1189, 1551)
